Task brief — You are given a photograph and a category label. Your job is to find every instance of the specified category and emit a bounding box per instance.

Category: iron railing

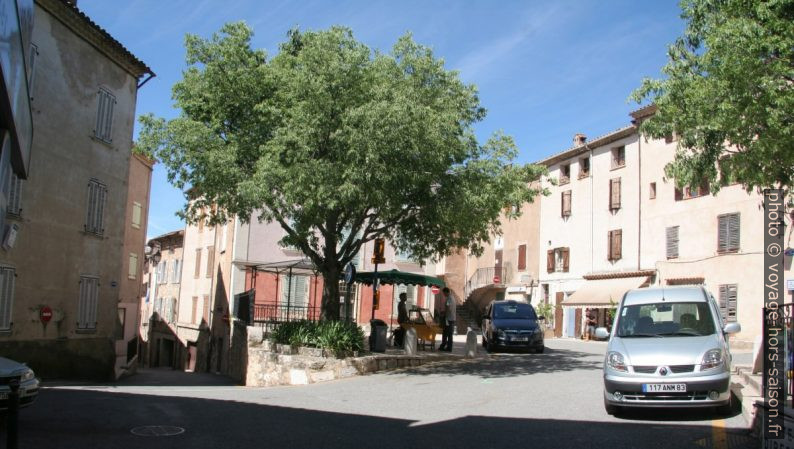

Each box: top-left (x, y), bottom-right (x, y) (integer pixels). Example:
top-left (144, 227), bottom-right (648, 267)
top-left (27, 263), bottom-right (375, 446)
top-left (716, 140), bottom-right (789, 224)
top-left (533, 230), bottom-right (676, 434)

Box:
top-left (252, 304), bottom-right (322, 332)
top-left (464, 265), bottom-right (512, 299)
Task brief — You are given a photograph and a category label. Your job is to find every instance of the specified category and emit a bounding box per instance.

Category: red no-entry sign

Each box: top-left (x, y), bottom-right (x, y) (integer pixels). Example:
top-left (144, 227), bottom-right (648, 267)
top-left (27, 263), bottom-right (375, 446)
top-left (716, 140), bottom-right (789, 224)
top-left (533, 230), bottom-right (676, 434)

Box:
top-left (40, 306), bottom-right (53, 323)
top-left (431, 286), bottom-right (440, 295)
top-left (493, 276), bottom-right (501, 284)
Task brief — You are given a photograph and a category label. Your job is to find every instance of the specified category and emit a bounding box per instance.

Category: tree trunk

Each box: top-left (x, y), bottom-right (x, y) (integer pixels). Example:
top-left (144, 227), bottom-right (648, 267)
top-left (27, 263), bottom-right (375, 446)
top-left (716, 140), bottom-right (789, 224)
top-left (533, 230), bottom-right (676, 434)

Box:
top-left (320, 263), bottom-right (341, 321)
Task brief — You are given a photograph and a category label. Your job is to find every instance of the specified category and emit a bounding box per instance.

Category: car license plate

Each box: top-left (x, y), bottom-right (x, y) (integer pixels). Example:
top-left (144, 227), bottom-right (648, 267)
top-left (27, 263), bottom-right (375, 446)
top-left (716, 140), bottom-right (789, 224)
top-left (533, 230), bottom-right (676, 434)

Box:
top-left (642, 383), bottom-right (686, 393)
top-left (513, 337), bottom-right (528, 342)
top-left (0, 392), bottom-right (7, 400)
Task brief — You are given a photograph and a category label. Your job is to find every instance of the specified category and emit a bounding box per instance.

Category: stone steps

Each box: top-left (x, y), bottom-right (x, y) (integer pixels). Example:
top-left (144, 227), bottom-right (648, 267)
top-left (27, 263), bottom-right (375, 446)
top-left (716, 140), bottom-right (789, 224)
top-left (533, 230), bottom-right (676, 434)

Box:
top-left (731, 364), bottom-right (762, 428)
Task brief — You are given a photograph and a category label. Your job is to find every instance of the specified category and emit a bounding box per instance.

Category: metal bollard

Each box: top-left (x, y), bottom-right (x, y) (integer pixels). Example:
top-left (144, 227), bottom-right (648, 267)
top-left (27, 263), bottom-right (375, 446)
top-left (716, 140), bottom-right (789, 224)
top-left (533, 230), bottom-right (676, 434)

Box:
top-left (7, 378), bottom-right (19, 449)
top-left (465, 330), bottom-right (478, 358)
top-left (404, 328), bottom-right (418, 356)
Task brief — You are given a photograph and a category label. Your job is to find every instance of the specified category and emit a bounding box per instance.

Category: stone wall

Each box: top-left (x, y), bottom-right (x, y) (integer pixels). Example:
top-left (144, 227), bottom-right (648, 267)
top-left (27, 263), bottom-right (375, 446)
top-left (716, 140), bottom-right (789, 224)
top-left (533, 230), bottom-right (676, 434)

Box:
top-left (238, 324), bottom-right (443, 387)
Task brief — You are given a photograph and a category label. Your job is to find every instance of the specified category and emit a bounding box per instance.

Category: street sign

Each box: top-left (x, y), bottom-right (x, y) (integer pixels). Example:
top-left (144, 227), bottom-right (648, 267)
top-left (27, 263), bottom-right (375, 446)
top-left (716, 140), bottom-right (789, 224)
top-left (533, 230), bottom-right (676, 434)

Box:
top-left (344, 263), bottom-right (356, 285)
top-left (431, 285), bottom-right (440, 295)
top-left (39, 306), bottom-right (52, 324)
top-left (787, 279), bottom-right (794, 291)
top-left (493, 275), bottom-right (501, 284)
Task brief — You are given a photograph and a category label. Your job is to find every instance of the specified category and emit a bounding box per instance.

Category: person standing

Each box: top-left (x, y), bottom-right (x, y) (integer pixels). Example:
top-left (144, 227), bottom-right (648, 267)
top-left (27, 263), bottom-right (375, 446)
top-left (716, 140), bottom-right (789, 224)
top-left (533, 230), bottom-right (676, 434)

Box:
top-left (395, 292), bottom-right (409, 347)
top-left (438, 287), bottom-right (456, 351)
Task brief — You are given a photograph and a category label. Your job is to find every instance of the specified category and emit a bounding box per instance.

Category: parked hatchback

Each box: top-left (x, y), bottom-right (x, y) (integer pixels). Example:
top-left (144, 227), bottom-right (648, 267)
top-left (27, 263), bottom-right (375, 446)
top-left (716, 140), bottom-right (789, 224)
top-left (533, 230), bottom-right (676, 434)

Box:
top-left (482, 300), bottom-right (545, 353)
top-left (596, 286), bottom-right (740, 415)
top-left (0, 357), bottom-right (39, 410)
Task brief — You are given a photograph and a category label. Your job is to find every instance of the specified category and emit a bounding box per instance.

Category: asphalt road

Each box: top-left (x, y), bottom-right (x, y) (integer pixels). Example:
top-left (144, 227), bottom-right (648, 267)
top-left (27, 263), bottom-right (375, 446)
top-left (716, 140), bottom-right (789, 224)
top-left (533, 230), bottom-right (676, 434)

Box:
top-left (6, 339), bottom-right (757, 449)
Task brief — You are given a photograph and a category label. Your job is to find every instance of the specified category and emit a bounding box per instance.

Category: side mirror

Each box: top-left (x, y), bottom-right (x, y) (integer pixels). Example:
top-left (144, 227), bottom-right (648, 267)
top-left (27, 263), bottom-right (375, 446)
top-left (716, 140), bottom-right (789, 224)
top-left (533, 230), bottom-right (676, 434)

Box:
top-left (594, 327), bottom-right (610, 339)
top-left (723, 322), bottom-right (741, 334)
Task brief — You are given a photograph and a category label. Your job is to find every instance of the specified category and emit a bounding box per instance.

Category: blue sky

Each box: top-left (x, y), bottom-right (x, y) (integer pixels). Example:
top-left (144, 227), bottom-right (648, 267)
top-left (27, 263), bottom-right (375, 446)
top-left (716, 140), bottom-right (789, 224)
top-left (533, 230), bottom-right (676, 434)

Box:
top-left (78, 0), bottom-right (684, 239)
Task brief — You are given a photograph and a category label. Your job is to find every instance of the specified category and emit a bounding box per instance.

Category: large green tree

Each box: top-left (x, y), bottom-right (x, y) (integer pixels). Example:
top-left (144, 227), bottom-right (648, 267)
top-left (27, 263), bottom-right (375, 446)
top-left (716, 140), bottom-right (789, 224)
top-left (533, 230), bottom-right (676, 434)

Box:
top-left (139, 23), bottom-right (546, 320)
top-left (632, 0), bottom-right (793, 197)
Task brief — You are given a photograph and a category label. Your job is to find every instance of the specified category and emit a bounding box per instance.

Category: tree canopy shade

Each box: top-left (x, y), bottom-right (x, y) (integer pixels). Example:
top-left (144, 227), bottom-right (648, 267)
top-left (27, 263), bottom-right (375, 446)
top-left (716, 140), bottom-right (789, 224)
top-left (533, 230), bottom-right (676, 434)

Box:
top-left (631, 0), bottom-right (794, 198)
top-left (138, 23), bottom-right (547, 320)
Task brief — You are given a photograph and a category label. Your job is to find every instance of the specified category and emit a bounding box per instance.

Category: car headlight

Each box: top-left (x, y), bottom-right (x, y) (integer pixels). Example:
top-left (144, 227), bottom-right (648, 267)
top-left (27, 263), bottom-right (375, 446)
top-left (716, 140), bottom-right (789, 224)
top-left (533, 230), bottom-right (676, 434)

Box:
top-left (20, 369), bottom-right (35, 382)
top-left (496, 329), bottom-right (506, 339)
top-left (607, 352), bottom-right (628, 372)
top-left (701, 349), bottom-right (724, 370)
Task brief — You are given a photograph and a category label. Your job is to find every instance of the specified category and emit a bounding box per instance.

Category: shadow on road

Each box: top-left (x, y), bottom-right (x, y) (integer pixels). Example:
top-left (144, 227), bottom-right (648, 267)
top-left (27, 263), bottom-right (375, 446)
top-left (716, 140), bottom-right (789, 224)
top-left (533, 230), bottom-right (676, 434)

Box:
top-left (389, 347), bottom-right (603, 379)
top-left (43, 368), bottom-right (237, 388)
top-left (6, 388), bottom-right (757, 449)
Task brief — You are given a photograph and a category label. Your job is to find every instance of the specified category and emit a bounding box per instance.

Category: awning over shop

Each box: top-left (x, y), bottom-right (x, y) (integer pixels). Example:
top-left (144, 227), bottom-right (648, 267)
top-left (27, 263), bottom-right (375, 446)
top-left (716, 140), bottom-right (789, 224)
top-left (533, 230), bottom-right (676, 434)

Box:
top-left (562, 276), bottom-right (650, 307)
top-left (353, 269), bottom-right (446, 288)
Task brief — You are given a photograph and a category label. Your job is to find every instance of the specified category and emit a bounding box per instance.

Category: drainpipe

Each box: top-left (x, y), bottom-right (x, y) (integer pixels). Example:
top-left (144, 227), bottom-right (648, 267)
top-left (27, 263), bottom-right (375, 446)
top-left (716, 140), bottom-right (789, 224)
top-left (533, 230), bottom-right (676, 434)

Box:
top-left (637, 127), bottom-right (642, 271)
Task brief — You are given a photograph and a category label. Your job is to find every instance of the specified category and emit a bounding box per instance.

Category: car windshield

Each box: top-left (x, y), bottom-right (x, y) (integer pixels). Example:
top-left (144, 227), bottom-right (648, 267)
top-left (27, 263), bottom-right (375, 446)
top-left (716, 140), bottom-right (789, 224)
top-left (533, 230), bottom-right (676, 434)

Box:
top-left (493, 303), bottom-right (537, 320)
top-left (616, 301), bottom-right (715, 338)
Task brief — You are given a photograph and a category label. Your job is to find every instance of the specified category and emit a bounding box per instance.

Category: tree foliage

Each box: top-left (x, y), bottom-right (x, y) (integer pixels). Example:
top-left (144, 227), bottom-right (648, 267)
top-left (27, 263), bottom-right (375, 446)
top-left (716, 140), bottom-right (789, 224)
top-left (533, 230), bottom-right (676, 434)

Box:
top-left (138, 23), bottom-right (547, 320)
top-left (632, 0), bottom-right (794, 198)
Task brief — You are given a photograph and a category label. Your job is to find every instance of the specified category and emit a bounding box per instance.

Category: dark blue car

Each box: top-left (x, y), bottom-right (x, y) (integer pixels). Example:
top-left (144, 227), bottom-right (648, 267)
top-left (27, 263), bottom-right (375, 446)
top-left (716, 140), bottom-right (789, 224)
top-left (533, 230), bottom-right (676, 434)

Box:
top-left (481, 300), bottom-right (545, 353)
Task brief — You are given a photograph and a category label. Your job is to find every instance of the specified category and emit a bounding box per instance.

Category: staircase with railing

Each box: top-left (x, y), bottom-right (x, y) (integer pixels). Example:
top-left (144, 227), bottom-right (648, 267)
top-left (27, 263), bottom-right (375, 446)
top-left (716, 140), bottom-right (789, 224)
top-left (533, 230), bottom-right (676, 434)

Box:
top-left (464, 265), bottom-right (512, 299)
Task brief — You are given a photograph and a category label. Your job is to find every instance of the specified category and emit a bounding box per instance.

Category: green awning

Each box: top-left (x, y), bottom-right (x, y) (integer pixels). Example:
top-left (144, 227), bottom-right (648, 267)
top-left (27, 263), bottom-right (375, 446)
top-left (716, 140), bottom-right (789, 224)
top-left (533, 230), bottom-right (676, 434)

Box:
top-left (353, 269), bottom-right (446, 288)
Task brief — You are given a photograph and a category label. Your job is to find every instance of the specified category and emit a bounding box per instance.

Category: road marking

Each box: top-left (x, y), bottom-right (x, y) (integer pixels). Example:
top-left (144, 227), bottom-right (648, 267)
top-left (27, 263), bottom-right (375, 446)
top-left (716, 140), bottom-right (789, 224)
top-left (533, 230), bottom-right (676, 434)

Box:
top-left (711, 419), bottom-right (727, 449)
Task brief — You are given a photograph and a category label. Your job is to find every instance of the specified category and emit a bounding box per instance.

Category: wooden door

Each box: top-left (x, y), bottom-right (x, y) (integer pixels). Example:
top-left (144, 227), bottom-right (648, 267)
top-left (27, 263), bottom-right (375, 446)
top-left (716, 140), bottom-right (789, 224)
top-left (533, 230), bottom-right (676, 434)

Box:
top-left (554, 292), bottom-right (564, 337)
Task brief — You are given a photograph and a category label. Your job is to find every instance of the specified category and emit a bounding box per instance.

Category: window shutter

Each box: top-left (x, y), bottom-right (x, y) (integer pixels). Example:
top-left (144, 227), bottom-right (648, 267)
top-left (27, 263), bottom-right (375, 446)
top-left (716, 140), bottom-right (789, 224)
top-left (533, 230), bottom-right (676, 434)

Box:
top-left (0, 268), bottom-right (15, 330)
top-left (97, 185), bottom-right (106, 234)
top-left (614, 230), bottom-right (622, 260)
top-left (78, 276), bottom-right (99, 329)
top-left (719, 284), bottom-right (738, 322)
top-left (128, 253), bottom-right (138, 279)
top-left (85, 181), bottom-right (96, 232)
top-left (613, 178), bottom-right (621, 209)
top-left (132, 202), bottom-right (142, 229)
top-left (546, 250), bottom-right (554, 273)
top-left (203, 295), bottom-right (210, 323)
top-left (517, 244), bottom-right (527, 271)
top-left (95, 89), bottom-right (115, 142)
top-left (194, 249), bottom-right (202, 278)
top-left (562, 248), bottom-right (570, 272)
top-left (561, 191), bottom-right (571, 217)
top-left (718, 215), bottom-right (728, 252)
top-left (206, 246), bottom-right (215, 278)
top-left (7, 171), bottom-right (22, 215)
top-left (191, 296), bottom-right (198, 324)
top-left (666, 226), bottom-right (679, 259)
top-left (607, 231), bottom-right (613, 260)
top-left (728, 213), bottom-right (740, 251)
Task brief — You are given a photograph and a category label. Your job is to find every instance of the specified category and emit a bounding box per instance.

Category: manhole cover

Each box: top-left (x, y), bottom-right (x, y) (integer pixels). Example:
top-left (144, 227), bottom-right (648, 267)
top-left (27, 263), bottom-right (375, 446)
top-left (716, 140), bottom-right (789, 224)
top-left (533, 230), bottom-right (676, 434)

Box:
top-left (131, 426), bottom-right (185, 437)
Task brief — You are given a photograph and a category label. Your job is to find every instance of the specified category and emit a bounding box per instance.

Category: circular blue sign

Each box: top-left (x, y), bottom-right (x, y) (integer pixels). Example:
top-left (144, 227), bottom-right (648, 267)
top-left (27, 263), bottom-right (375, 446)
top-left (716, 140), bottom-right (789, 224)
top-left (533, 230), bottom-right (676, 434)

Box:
top-left (344, 263), bottom-right (356, 285)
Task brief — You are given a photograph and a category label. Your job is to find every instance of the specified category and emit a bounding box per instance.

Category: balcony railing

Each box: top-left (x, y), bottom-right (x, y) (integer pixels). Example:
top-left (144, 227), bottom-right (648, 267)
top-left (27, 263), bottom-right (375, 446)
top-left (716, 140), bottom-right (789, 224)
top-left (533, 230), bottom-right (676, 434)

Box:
top-left (465, 265), bottom-right (512, 299)
top-left (252, 304), bottom-right (322, 332)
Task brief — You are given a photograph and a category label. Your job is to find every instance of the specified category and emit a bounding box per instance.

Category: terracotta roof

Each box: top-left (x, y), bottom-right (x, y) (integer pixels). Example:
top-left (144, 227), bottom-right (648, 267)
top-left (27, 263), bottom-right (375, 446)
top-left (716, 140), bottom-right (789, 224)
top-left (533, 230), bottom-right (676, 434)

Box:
top-left (36, 0), bottom-right (154, 79)
top-left (535, 125), bottom-right (636, 167)
top-left (629, 104), bottom-right (657, 123)
top-left (583, 270), bottom-right (656, 281)
top-left (665, 277), bottom-right (705, 286)
top-left (149, 230), bottom-right (184, 244)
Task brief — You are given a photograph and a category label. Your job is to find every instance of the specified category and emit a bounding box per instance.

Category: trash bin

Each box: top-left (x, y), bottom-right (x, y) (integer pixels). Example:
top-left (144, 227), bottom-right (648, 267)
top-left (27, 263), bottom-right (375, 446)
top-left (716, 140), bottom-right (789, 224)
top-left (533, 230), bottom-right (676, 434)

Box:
top-left (369, 319), bottom-right (388, 353)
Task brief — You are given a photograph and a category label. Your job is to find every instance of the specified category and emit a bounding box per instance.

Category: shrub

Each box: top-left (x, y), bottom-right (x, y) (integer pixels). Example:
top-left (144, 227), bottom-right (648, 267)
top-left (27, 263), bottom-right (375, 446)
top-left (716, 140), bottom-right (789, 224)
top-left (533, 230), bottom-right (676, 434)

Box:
top-left (271, 320), bottom-right (365, 353)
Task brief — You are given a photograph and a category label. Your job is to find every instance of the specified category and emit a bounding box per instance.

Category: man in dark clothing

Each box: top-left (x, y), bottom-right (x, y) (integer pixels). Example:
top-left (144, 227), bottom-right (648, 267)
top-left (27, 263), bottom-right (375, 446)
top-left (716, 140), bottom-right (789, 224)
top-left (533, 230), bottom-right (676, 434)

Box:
top-left (394, 293), bottom-right (408, 347)
top-left (438, 287), bottom-right (456, 352)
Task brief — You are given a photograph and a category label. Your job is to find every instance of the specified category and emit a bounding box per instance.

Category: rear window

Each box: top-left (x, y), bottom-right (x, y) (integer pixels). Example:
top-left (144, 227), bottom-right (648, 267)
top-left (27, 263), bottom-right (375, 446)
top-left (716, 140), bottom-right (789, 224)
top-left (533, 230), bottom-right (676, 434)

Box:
top-left (616, 301), bottom-right (715, 337)
top-left (493, 303), bottom-right (537, 320)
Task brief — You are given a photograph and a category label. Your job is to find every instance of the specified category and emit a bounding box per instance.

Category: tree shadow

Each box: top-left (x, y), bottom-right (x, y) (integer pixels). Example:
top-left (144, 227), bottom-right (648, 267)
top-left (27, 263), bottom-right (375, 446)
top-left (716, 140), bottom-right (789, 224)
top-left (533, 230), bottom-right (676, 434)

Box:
top-left (389, 346), bottom-right (603, 379)
top-left (8, 388), bottom-right (757, 449)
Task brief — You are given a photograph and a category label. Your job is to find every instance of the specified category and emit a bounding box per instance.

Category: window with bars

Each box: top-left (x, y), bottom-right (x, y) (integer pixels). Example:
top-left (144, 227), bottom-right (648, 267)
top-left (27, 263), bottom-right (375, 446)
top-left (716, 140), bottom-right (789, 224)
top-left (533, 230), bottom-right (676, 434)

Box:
top-left (666, 226), bottom-right (679, 259)
top-left (609, 178), bottom-right (621, 211)
top-left (0, 267), bottom-right (15, 331)
top-left (718, 213), bottom-right (740, 253)
top-left (561, 190), bottom-right (572, 217)
top-left (6, 168), bottom-right (22, 216)
top-left (77, 276), bottom-right (99, 330)
top-left (94, 88), bottom-right (115, 143)
top-left (718, 284), bottom-right (738, 323)
top-left (85, 179), bottom-right (107, 235)
top-left (608, 229), bottom-right (622, 261)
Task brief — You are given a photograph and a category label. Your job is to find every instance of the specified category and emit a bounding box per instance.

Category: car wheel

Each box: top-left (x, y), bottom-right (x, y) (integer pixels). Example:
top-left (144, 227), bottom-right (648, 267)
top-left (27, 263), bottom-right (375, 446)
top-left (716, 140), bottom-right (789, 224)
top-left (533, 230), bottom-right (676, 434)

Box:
top-left (536, 345), bottom-right (545, 354)
top-left (486, 339), bottom-right (495, 353)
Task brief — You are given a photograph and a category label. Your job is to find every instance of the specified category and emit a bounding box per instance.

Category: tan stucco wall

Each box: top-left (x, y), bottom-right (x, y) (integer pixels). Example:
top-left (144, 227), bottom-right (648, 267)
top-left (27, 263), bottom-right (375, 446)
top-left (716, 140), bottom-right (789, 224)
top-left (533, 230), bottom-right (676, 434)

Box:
top-left (0, 5), bottom-right (141, 379)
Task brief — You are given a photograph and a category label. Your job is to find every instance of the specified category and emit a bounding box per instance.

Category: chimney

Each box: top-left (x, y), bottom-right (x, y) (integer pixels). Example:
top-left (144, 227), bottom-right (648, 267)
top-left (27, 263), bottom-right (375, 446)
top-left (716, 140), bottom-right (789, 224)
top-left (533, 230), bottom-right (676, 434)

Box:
top-left (573, 133), bottom-right (587, 147)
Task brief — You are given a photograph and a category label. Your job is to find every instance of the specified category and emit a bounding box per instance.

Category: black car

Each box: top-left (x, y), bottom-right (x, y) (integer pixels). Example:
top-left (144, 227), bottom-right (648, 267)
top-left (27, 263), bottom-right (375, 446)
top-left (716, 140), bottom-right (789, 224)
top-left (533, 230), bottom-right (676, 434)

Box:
top-left (481, 300), bottom-right (545, 353)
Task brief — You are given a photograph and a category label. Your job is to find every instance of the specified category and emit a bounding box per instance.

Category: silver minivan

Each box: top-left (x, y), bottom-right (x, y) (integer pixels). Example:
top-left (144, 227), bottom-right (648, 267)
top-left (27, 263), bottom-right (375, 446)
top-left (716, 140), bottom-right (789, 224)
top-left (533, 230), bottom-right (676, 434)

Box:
top-left (596, 286), bottom-right (740, 415)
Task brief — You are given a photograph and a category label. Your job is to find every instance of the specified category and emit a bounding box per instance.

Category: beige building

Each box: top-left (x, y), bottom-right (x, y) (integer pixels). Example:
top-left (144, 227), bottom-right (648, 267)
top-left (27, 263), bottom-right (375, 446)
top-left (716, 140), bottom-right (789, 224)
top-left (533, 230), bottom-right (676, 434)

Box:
top-left (175, 216), bottom-right (234, 373)
top-left (140, 229), bottom-right (183, 369)
top-left (535, 106), bottom-right (792, 347)
top-left (0, 0), bottom-right (153, 379)
top-left (115, 152), bottom-right (153, 378)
